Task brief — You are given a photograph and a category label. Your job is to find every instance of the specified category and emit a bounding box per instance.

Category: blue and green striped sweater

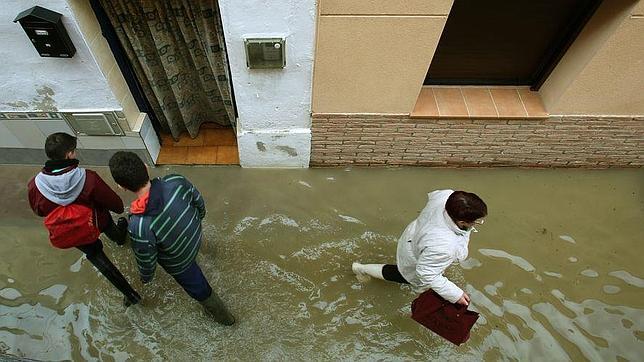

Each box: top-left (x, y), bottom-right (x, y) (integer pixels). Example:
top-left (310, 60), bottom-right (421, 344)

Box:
top-left (128, 174), bottom-right (206, 282)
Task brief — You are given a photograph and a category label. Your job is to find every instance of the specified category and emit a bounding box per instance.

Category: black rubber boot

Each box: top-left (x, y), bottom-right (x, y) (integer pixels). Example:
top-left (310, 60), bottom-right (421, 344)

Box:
top-left (123, 292), bottom-right (142, 307)
top-left (103, 217), bottom-right (128, 246)
top-left (86, 250), bottom-right (141, 307)
top-left (200, 292), bottom-right (235, 326)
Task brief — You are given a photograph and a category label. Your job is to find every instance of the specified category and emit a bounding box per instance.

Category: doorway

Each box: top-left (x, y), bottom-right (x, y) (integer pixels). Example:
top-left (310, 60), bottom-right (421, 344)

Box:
top-left (90, 0), bottom-right (239, 165)
top-left (425, 0), bottom-right (603, 90)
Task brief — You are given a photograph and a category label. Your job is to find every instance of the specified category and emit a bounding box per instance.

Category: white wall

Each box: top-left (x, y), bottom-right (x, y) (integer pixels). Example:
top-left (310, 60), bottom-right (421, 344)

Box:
top-left (218, 0), bottom-right (316, 167)
top-left (0, 0), bottom-right (120, 113)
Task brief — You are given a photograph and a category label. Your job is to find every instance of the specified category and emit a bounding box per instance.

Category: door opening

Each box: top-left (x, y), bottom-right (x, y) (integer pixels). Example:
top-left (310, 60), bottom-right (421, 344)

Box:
top-left (425, 0), bottom-right (603, 90)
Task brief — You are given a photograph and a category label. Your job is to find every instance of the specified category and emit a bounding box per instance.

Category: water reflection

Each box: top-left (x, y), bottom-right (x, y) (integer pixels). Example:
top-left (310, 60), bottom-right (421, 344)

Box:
top-left (0, 166), bottom-right (642, 360)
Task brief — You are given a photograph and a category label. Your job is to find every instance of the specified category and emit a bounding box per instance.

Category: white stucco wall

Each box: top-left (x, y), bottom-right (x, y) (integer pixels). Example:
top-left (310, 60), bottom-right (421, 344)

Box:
top-left (218, 0), bottom-right (316, 167)
top-left (0, 0), bottom-right (120, 112)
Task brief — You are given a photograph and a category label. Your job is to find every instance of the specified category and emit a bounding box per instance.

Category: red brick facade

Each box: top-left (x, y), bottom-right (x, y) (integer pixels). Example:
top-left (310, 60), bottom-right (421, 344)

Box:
top-left (310, 115), bottom-right (644, 167)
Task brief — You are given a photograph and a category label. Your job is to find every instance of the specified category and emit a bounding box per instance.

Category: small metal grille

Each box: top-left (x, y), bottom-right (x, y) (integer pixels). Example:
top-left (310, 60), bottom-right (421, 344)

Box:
top-left (63, 112), bottom-right (124, 136)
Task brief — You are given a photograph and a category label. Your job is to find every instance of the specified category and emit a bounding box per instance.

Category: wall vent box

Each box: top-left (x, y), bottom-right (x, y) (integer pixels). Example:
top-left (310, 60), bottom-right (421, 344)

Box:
top-left (14, 6), bottom-right (76, 58)
top-left (244, 38), bottom-right (285, 69)
top-left (63, 113), bottom-right (124, 136)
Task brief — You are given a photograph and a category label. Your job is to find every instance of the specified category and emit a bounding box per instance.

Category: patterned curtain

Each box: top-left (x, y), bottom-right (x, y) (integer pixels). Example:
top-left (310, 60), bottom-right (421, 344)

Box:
top-left (98, 0), bottom-right (234, 139)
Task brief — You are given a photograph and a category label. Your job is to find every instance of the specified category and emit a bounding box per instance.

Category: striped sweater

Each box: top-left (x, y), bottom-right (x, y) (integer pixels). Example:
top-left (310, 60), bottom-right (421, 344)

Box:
top-left (128, 174), bottom-right (206, 282)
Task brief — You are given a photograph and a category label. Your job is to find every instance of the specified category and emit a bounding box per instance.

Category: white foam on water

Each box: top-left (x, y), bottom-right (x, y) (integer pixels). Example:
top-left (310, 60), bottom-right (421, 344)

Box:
top-left (544, 271), bottom-right (563, 278)
top-left (568, 257), bottom-right (578, 262)
top-left (259, 214), bottom-right (300, 228)
top-left (326, 177), bottom-right (335, 181)
top-left (262, 261), bottom-right (316, 297)
top-left (520, 288), bottom-right (533, 294)
top-left (559, 235), bottom-right (576, 244)
top-left (358, 231), bottom-right (393, 244)
top-left (468, 288), bottom-right (503, 317)
top-left (0, 288), bottom-right (22, 300)
top-left (338, 214), bottom-right (364, 225)
top-left (7, 278), bottom-right (14, 283)
top-left (233, 216), bottom-right (259, 234)
top-left (602, 285), bottom-right (621, 294)
top-left (313, 301), bottom-right (327, 310)
top-left (607, 270), bottom-right (644, 288)
top-left (531, 292), bottom-right (644, 361)
top-left (296, 302), bottom-right (310, 319)
top-left (69, 255), bottom-right (85, 272)
top-left (297, 218), bottom-right (335, 234)
top-left (478, 248), bottom-right (536, 272)
top-left (38, 284), bottom-right (68, 304)
top-left (292, 239), bottom-right (359, 260)
top-left (0, 302), bottom-right (97, 360)
top-left (461, 257), bottom-right (483, 270)
top-left (581, 269), bottom-right (599, 278)
top-left (298, 181), bottom-right (312, 188)
top-left (484, 284), bottom-right (498, 296)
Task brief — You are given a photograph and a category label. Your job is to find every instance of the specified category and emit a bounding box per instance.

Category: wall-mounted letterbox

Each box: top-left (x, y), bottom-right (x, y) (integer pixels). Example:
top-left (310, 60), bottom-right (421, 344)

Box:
top-left (14, 6), bottom-right (76, 58)
top-left (244, 38), bottom-right (285, 69)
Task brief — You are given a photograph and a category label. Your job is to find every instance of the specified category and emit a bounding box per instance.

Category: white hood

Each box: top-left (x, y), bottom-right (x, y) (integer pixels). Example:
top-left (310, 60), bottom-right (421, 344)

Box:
top-left (35, 167), bottom-right (86, 206)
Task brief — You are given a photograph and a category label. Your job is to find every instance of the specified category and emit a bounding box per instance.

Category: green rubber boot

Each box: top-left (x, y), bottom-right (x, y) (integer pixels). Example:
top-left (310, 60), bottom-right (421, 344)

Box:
top-left (200, 292), bottom-right (235, 326)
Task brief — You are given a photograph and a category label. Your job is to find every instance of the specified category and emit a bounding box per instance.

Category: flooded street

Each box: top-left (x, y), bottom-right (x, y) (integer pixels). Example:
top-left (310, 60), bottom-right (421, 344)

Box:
top-left (0, 166), bottom-right (642, 361)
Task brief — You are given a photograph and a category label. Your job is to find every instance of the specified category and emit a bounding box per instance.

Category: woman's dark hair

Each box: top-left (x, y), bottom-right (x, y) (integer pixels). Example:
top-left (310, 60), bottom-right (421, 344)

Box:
top-left (445, 191), bottom-right (487, 223)
top-left (45, 132), bottom-right (77, 160)
top-left (109, 151), bottom-right (149, 192)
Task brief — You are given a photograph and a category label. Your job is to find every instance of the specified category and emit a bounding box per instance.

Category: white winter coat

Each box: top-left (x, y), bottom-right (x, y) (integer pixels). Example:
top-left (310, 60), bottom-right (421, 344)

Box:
top-left (396, 189), bottom-right (471, 303)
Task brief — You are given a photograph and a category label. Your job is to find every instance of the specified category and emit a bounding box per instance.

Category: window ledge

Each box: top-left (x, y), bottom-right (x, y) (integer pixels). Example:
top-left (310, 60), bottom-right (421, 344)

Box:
top-left (411, 86), bottom-right (548, 119)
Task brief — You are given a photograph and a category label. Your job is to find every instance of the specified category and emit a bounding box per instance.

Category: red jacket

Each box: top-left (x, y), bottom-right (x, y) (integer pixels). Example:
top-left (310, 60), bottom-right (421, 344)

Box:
top-left (28, 169), bottom-right (124, 231)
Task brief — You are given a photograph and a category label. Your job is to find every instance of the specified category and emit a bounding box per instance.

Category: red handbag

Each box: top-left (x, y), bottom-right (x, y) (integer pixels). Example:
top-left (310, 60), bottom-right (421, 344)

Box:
top-left (411, 289), bottom-right (479, 346)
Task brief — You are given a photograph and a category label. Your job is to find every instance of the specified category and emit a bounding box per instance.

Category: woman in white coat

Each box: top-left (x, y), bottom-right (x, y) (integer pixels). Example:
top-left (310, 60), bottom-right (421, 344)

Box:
top-left (352, 190), bottom-right (487, 306)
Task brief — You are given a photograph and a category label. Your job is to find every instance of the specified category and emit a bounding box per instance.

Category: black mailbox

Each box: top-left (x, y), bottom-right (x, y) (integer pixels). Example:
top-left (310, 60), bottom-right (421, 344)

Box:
top-left (14, 6), bottom-right (76, 58)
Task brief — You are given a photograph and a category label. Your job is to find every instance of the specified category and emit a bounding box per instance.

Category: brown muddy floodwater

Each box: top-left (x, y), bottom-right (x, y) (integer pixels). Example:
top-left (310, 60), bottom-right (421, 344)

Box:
top-left (0, 166), bottom-right (642, 361)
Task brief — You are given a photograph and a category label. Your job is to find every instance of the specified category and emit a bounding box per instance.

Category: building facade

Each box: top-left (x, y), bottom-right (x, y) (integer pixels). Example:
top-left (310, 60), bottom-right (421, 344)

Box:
top-left (0, 0), bottom-right (642, 168)
top-left (310, 0), bottom-right (644, 168)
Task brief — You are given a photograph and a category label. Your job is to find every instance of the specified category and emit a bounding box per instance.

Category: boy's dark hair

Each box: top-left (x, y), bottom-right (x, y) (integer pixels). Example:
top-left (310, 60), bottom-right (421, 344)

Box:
top-left (45, 132), bottom-right (77, 160)
top-left (445, 191), bottom-right (487, 223)
top-left (109, 151), bottom-right (149, 192)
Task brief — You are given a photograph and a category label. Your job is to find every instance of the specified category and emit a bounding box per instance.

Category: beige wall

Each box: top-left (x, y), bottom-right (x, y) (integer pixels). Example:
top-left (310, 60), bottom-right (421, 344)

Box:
top-left (312, 1), bottom-right (453, 114)
top-left (319, 0), bottom-right (453, 15)
top-left (315, 0), bottom-right (644, 117)
top-left (539, 0), bottom-right (644, 115)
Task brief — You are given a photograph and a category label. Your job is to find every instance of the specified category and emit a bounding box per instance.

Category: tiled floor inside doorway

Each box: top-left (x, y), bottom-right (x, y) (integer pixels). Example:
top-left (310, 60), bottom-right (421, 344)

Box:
top-left (156, 123), bottom-right (239, 165)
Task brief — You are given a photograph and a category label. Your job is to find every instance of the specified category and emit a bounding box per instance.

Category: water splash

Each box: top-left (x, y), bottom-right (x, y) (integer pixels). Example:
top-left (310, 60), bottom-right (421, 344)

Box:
top-left (607, 270), bottom-right (644, 288)
top-left (338, 215), bottom-right (365, 225)
top-left (559, 235), bottom-right (576, 244)
top-left (478, 249), bottom-right (536, 272)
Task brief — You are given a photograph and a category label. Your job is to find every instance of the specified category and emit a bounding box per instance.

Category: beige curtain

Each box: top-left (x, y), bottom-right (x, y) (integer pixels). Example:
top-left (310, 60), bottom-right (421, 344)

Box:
top-left (99, 0), bottom-right (234, 139)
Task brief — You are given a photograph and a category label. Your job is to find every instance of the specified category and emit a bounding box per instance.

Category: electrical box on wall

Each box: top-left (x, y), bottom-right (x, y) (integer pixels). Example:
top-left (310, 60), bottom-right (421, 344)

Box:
top-left (14, 6), bottom-right (76, 58)
top-left (244, 38), bottom-right (285, 69)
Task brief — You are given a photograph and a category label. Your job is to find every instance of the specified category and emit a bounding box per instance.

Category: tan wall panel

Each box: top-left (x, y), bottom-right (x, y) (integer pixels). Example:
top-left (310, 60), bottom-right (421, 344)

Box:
top-left (312, 16), bottom-right (447, 114)
top-left (320, 0), bottom-right (453, 15)
top-left (633, 0), bottom-right (644, 15)
top-left (546, 17), bottom-right (644, 115)
top-left (539, 0), bottom-right (644, 115)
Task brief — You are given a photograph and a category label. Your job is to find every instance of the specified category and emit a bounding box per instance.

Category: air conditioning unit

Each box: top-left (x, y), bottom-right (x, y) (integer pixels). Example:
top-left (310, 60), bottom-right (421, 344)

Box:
top-left (63, 112), bottom-right (124, 136)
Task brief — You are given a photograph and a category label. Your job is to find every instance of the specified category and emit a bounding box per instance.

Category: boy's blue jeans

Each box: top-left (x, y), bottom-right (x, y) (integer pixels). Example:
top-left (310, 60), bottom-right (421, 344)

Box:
top-left (171, 261), bottom-right (213, 302)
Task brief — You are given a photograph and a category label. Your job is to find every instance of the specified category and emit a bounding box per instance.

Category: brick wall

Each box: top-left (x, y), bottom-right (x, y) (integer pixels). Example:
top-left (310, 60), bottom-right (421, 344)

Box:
top-left (310, 115), bottom-right (644, 167)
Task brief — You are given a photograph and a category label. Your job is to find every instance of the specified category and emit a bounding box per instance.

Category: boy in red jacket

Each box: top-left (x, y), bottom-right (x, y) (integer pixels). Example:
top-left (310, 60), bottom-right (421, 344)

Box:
top-left (28, 132), bottom-right (141, 306)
